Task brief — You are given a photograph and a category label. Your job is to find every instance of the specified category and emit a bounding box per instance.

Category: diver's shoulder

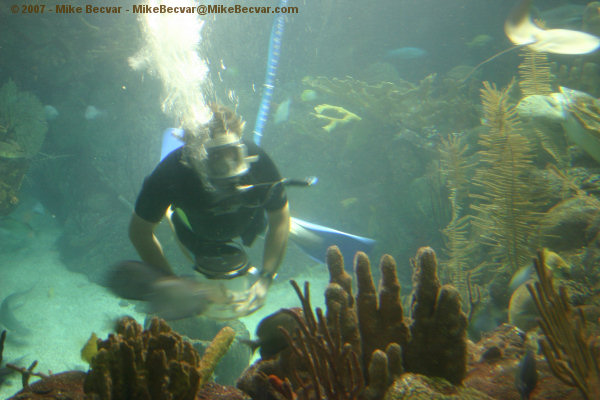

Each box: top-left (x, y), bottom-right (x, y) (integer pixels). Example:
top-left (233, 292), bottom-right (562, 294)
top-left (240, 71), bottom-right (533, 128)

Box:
top-left (159, 146), bottom-right (186, 167)
top-left (151, 147), bottom-right (190, 180)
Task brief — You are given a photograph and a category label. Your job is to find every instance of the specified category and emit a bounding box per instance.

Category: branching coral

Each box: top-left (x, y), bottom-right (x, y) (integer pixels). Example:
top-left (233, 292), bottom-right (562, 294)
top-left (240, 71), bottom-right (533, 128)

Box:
top-left (84, 316), bottom-right (235, 400)
top-left (282, 280), bottom-right (364, 400)
top-left (526, 250), bottom-right (600, 400)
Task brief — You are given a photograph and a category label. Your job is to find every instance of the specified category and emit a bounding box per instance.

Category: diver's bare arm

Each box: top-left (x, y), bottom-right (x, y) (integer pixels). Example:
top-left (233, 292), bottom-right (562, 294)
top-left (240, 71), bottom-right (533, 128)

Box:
top-left (262, 202), bottom-right (290, 280)
top-left (128, 212), bottom-right (174, 275)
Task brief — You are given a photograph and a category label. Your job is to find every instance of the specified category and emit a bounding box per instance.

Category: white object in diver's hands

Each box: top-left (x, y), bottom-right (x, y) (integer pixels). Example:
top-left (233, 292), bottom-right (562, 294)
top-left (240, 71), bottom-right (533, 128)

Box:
top-left (505, 0), bottom-right (600, 54)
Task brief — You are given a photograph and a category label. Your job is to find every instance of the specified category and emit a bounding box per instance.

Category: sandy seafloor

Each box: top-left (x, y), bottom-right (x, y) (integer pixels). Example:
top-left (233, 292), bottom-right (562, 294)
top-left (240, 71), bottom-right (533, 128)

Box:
top-left (0, 204), bottom-right (330, 399)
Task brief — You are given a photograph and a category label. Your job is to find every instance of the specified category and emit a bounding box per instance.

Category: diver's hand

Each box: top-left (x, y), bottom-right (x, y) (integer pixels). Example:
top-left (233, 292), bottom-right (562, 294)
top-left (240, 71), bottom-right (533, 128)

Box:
top-left (232, 275), bottom-right (272, 317)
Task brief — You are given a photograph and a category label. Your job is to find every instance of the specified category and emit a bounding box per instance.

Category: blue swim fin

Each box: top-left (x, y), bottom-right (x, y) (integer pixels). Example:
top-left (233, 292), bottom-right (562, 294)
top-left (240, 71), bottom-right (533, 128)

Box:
top-left (289, 217), bottom-right (375, 268)
top-left (160, 128), bottom-right (185, 162)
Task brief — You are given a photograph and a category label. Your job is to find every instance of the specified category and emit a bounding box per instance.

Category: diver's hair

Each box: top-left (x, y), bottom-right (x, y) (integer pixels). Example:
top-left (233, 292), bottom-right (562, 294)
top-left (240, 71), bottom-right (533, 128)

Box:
top-left (181, 103), bottom-right (245, 191)
top-left (207, 103), bottom-right (245, 138)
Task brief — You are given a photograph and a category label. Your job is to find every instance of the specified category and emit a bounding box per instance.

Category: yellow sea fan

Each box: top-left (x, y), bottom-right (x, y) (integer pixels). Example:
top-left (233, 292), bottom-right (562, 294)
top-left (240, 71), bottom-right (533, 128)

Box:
top-left (471, 81), bottom-right (539, 272)
top-left (518, 48), bottom-right (554, 97)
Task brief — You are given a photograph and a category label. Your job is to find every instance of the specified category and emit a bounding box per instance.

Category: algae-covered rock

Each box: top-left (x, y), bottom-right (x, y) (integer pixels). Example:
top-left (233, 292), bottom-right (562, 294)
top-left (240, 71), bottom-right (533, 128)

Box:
top-left (0, 79), bottom-right (47, 159)
top-left (541, 196), bottom-right (600, 250)
top-left (383, 373), bottom-right (494, 400)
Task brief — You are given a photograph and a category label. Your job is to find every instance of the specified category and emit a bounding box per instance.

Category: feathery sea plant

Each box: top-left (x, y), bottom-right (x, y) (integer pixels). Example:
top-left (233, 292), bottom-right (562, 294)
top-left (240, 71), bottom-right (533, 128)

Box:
top-left (518, 47), bottom-right (554, 97)
top-left (470, 80), bottom-right (538, 273)
top-left (439, 134), bottom-right (475, 303)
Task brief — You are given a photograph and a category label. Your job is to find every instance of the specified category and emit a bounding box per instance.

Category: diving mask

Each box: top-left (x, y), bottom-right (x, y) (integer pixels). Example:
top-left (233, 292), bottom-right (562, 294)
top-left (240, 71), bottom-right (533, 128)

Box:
top-left (205, 134), bottom-right (258, 181)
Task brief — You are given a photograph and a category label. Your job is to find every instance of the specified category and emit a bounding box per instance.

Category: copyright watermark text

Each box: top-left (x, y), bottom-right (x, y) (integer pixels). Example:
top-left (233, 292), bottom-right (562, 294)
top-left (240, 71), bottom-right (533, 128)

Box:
top-left (9, 3), bottom-right (299, 15)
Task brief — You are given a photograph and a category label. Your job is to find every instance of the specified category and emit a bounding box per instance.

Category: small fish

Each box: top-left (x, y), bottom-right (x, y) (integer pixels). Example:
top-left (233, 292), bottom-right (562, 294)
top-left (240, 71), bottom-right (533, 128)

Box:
top-left (43, 105), bottom-right (59, 121)
top-left (385, 47), bottom-right (427, 60)
top-left (81, 332), bottom-right (99, 364)
top-left (509, 264), bottom-right (534, 293)
top-left (508, 249), bottom-right (571, 292)
top-left (515, 350), bottom-right (537, 399)
top-left (241, 308), bottom-right (302, 359)
top-left (273, 99), bottom-right (291, 124)
top-left (466, 34), bottom-right (493, 49)
top-left (84, 105), bottom-right (106, 120)
top-left (300, 89), bottom-right (318, 102)
top-left (340, 197), bottom-right (358, 208)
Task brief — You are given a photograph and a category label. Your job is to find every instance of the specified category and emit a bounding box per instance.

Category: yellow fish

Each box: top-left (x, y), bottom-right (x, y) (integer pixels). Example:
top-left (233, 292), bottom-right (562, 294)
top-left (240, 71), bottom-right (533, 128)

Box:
top-left (81, 332), bottom-right (99, 364)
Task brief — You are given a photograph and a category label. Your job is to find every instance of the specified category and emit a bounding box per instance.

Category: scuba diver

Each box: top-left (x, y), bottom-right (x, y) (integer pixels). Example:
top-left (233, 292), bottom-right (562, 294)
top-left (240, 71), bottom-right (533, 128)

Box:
top-left (110, 103), bottom-right (374, 320)
top-left (125, 104), bottom-right (290, 318)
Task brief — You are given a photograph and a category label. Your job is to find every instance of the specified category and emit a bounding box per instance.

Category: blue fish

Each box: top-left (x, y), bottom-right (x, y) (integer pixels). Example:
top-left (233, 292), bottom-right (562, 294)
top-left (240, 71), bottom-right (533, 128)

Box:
top-left (385, 47), bottom-right (427, 60)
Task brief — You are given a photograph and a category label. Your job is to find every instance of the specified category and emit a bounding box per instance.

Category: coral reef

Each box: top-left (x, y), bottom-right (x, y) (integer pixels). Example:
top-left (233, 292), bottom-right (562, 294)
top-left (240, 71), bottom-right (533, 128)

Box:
top-left (6, 318), bottom-right (248, 400)
top-left (0, 79), bottom-right (47, 159)
top-left (0, 79), bottom-right (48, 215)
top-left (464, 324), bottom-right (583, 400)
top-left (527, 250), bottom-right (600, 399)
top-left (583, 2), bottom-right (600, 37)
top-left (561, 87), bottom-right (600, 146)
top-left (238, 245), bottom-right (468, 400)
top-left (84, 316), bottom-right (235, 400)
top-left (196, 382), bottom-right (250, 400)
top-left (8, 371), bottom-right (87, 400)
top-left (384, 373), bottom-right (493, 400)
top-left (0, 157), bottom-right (27, 215)
top-left (283, 280), bottom-right (365, 400)
top-left (552, 60), bottom-right (600, 98)
top-left (301, 74), bottom-right (478, 133)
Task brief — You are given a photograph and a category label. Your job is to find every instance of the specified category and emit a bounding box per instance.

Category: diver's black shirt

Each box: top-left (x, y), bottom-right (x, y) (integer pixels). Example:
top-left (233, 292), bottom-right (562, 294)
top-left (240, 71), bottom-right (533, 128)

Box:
top-left (135, 140), bottom-right (287, 242)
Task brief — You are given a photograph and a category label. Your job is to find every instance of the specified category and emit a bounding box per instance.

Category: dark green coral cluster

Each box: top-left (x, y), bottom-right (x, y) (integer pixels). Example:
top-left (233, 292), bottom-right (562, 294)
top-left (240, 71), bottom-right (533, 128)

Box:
top-left (0, 79), bottom-right (47, 159)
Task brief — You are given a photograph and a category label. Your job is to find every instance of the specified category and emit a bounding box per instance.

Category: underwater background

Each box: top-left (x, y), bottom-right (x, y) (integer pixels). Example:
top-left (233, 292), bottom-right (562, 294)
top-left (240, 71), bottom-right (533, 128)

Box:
top-left (1, 0), bottom-right (600, 398)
